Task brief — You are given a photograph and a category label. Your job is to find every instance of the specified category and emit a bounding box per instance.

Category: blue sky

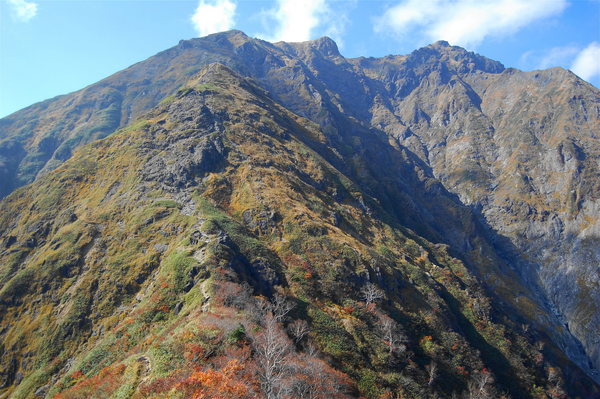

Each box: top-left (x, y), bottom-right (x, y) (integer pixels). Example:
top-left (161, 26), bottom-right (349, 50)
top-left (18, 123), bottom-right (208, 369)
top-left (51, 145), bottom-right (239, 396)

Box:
top-left (1, 0), bottom-right (599, 118)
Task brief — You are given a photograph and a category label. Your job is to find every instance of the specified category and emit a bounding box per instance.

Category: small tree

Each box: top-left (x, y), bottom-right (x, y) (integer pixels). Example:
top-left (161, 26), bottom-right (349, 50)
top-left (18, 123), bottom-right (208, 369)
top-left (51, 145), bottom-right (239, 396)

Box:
top-left (304, 342), bottom-right (320, 358)
top-left (472, 294), bottom-right (490, 321)
top-left (271, 293), bottom-right (294, 322)
top-left (283, 356), bottom-right (352, 399)
top-left (253, 313), bottom-right (292, 399)
top-left (245, 293), bottom-right (294, 326)
top-left (360, 282), bottom-right (384, 306)
top-left (474, 369), bottom-right (492, 392)
top-left (467, 369), bottom-right (494, 399)
top-left (288, 319), bottom-right (310, 344)
top-left (427, 362), bottom-right (437, 386)
top-left (378, 315), bottom-right (406, 357)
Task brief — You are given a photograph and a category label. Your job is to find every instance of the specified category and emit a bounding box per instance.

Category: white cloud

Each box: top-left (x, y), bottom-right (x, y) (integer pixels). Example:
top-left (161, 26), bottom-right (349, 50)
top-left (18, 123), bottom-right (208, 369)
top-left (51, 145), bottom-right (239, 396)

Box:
top-left (375, 0), bottom-right (568, 48)
top-left (191, 0), bottom-right (236, 37)
top-left (258, 0), bottom-right (327, 42)
top-left (256, 0), bottom-right (351, 45)
top-left (571, 42), bottom-right (600, 82)
top-left (7, 0), bottom-right (38, 22)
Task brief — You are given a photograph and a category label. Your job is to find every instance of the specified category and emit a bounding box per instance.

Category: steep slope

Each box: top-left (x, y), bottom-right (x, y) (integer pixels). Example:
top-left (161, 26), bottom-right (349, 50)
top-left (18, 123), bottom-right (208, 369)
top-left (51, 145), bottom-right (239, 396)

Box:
top-left (1, 30), bottom-right (599, 388)
top-left (1, 64), bottom-right (597, 399)
top-left (345, 43), bottom-right (600, 376)
top-left (225, 36), bottom-right (600, 378)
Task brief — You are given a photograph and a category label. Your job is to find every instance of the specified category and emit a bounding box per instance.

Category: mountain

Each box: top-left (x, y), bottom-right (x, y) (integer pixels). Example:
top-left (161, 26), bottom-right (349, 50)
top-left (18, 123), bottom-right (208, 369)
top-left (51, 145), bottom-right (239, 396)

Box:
top-left (0, 31), bottom-right (599, 398)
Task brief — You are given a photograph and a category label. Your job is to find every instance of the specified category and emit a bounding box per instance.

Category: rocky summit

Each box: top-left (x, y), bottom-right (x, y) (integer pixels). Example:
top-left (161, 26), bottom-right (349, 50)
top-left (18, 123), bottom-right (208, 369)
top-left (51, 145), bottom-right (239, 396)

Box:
top-left (0, 31), bottom-right (599, 398)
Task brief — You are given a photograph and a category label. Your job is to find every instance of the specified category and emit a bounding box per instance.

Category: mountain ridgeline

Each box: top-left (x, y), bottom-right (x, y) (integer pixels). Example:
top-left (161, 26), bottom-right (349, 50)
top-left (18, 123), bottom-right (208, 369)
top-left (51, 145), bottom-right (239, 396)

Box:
top-left (0, 31), bottom-right (599, 398)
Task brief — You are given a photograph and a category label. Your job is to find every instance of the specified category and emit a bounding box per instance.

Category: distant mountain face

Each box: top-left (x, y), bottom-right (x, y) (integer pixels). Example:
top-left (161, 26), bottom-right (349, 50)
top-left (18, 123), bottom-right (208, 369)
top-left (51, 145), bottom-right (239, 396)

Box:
top-left (0, 31), bottom-right (599, 398)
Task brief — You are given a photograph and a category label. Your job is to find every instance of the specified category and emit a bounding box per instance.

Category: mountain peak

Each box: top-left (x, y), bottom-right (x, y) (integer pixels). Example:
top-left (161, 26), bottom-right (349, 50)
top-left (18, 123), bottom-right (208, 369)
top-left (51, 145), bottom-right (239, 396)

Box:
top-left (407, 41), bottom-right (505, 74)
top-left (274, 35), bottom-right (341, 58)
top-left (204, 29), bottom-right (249, 39)
top-left (430, 40), bottom-right (451, 48)
top-left (182, 29), bottom-right (251, 50)
top-left (309, 36), bottom-right (340, 56)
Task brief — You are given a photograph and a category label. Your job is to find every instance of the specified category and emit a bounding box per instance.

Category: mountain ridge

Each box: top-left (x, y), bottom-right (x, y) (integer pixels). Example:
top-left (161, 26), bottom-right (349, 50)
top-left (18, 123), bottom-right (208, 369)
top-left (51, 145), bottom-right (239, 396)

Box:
top-left (1, 60), bottom-right (597, 398)
top-left (1, 31), bottom-right (599, 397)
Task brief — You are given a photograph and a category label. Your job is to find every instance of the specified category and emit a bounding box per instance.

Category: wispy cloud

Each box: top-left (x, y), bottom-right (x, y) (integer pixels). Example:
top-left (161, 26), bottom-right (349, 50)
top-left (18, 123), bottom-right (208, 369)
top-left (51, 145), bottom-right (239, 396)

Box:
top-left (520, 45), bottom-right (580, 70)
top-left (7, 0), bottom-right (38, 22)
top-left (537, 46), bottom-right (580, 69)
top-left (256, 0), bottom-right (351, 45)
top-left (191, 0), bottom-right (236, 37)
top-left (571, 42), bottom-right (600, 82)
top-left (375, 0), bottom-right (568, 48)
top-left (321, 1), bottom-right (353, 48)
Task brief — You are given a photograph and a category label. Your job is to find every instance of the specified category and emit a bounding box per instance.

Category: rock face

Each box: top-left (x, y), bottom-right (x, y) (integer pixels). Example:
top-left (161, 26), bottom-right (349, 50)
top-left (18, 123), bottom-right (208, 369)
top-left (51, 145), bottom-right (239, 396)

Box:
top-left (0, 31), bottom-right (599, 397)
top-left (348, 44), bottom-right (600, 377)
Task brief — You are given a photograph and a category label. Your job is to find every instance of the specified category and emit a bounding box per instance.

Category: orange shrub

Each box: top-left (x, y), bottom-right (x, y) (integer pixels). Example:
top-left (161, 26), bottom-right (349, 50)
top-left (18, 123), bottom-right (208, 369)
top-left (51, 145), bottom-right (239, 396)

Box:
top-left (342, 306), bottom-right (355, 314)
top-left (177, 359), bottom-right (258, 399)
top-left (53, 364), bottom-right (126, 399)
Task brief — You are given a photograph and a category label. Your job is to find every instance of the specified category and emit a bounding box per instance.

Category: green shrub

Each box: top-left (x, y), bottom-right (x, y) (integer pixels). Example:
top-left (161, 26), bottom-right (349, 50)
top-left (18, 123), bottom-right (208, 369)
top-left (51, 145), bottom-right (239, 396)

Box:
top-left (226, 324), bottom-right (246, 343)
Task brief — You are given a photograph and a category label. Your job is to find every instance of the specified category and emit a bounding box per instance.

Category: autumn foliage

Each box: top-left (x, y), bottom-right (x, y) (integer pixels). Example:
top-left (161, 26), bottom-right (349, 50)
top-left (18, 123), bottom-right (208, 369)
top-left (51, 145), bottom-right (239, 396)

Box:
top-left (177, 358), bottom-right (258, 399)
top-left (53, 364), bottom-right (126, 399)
